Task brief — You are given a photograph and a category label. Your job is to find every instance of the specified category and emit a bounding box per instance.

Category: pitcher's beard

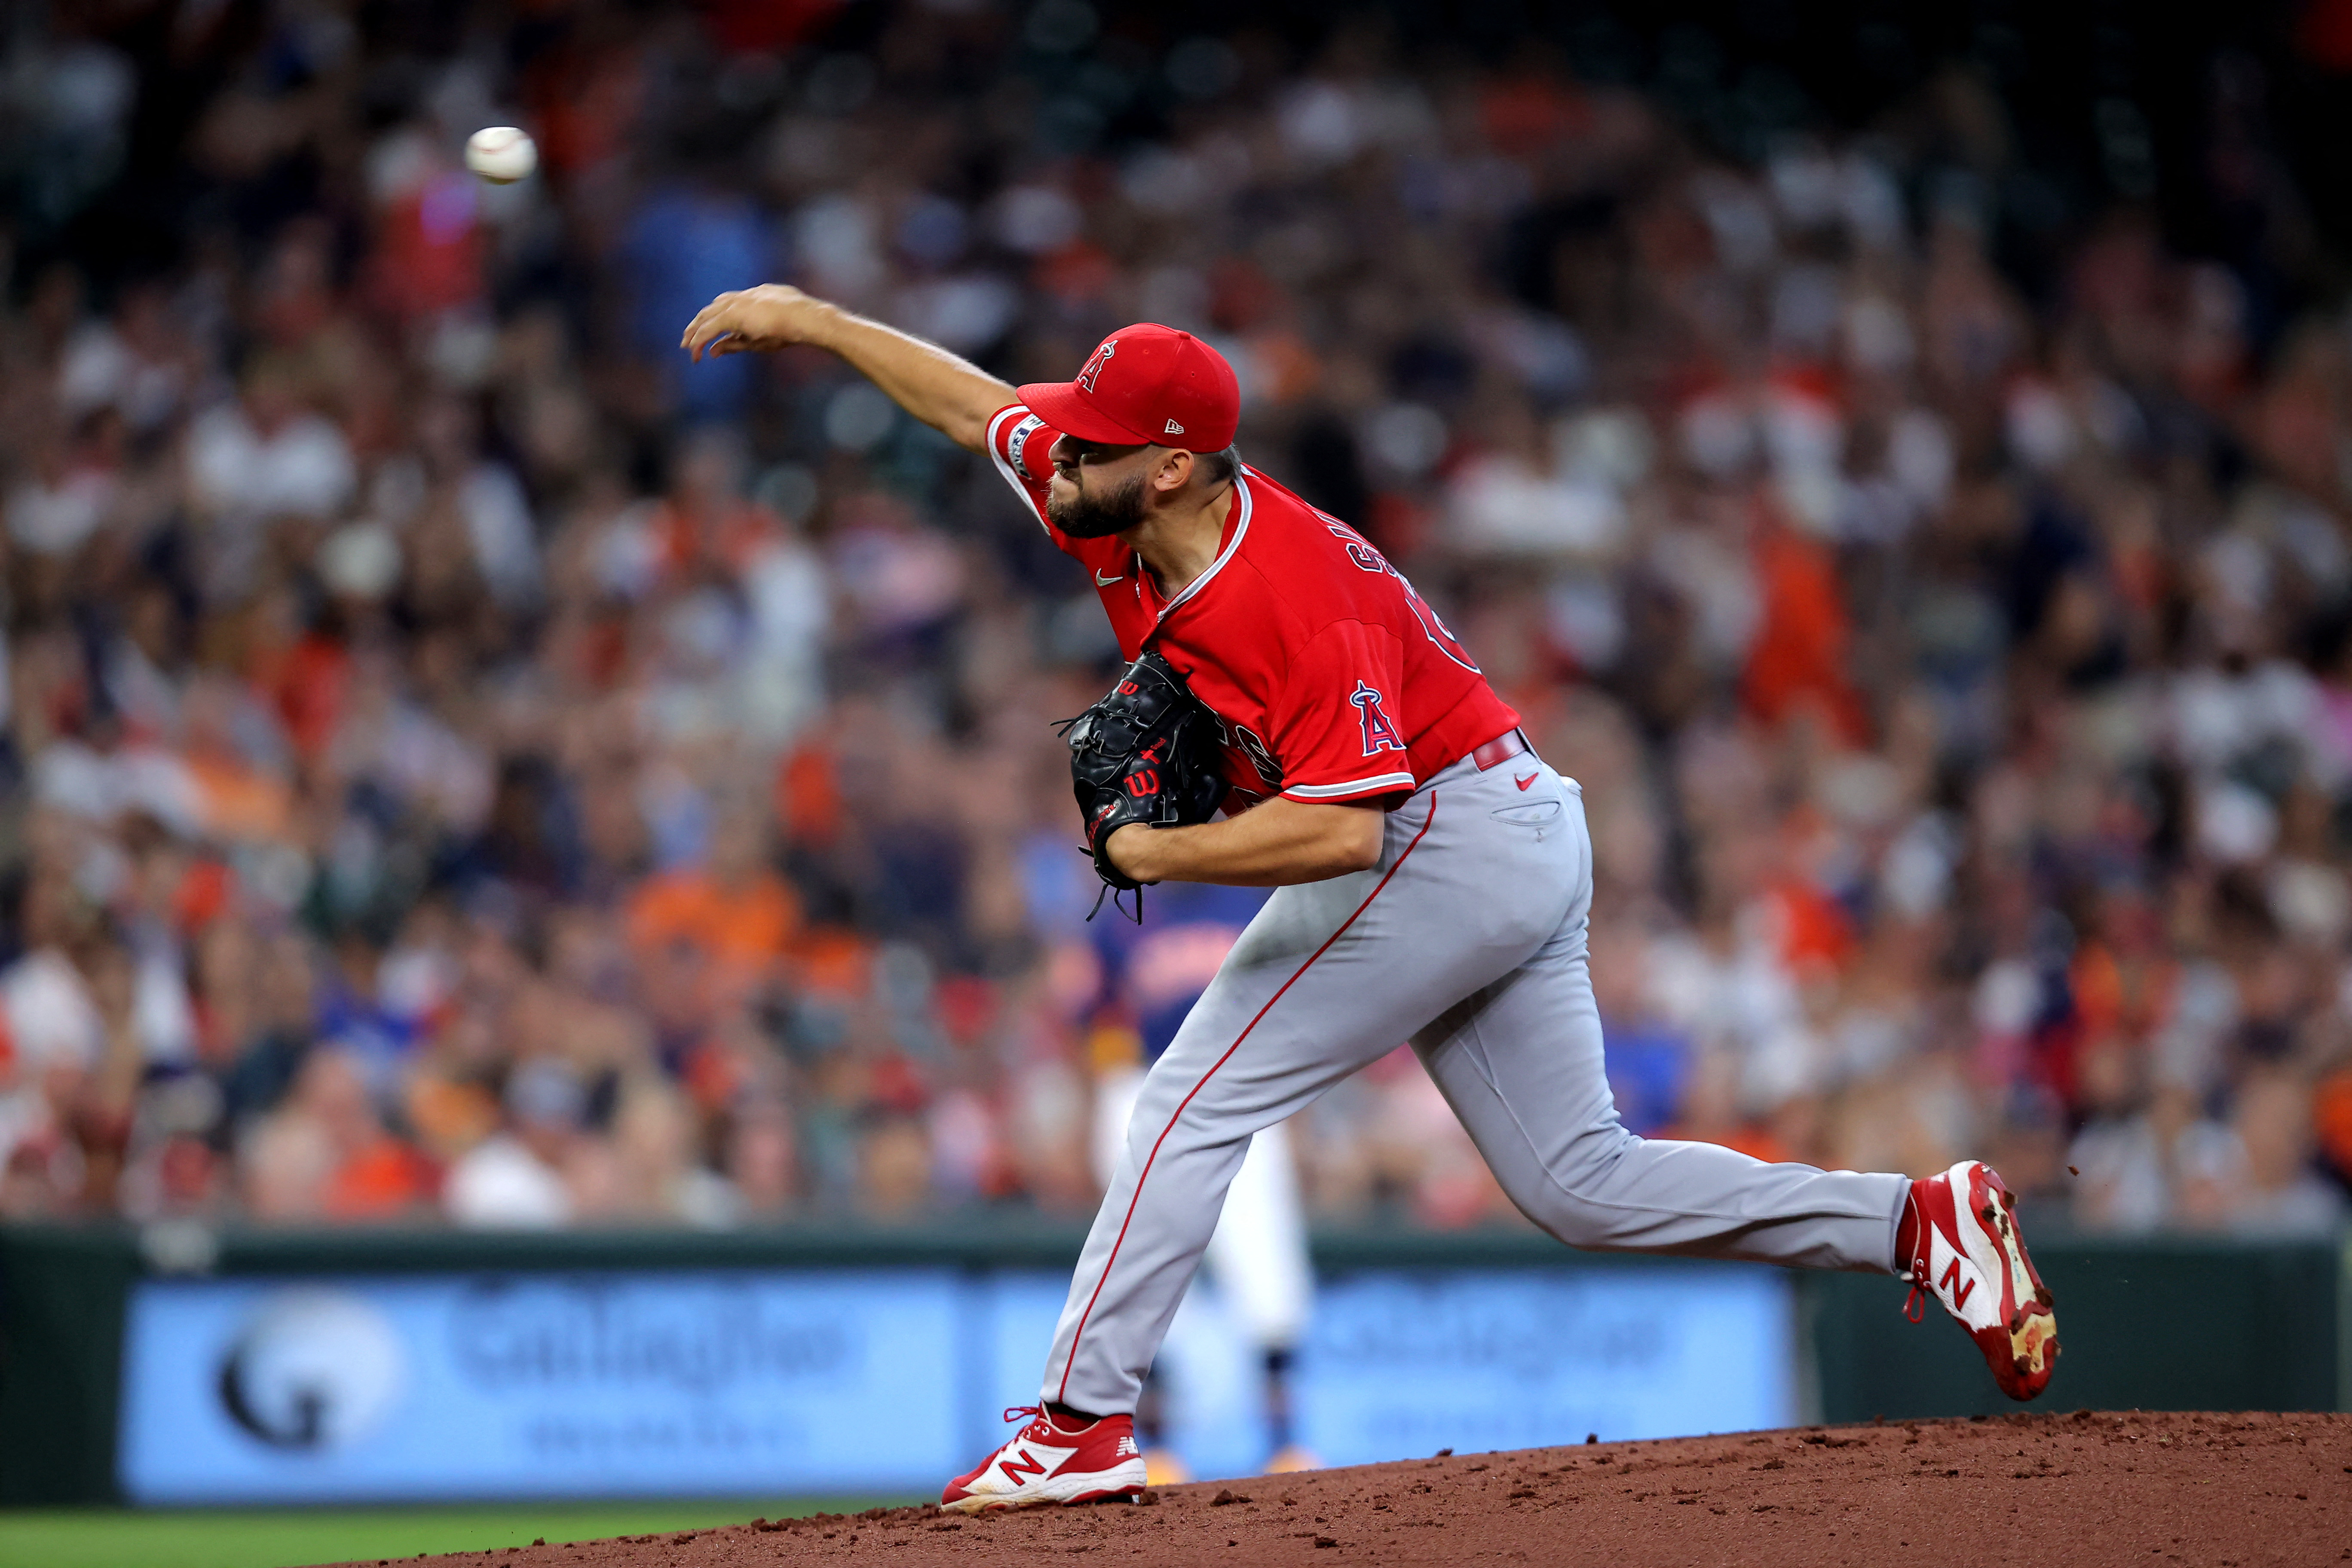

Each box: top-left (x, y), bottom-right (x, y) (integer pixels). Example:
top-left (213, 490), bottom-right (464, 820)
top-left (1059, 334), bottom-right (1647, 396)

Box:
top-left (1048, 472), bottom-right (1148, 539)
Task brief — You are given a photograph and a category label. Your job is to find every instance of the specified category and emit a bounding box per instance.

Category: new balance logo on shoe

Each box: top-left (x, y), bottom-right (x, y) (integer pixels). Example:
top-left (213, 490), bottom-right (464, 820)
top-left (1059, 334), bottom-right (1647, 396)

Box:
top-left (1116, 1436), bottom-right (1141, 1457)
top-left (1925, 1205), bottom-right (1997, 1331)
top-left (1941, 1256), bottom-right (1975, 1314)
top-left (998, 1448), bottom-right (1048, 1484)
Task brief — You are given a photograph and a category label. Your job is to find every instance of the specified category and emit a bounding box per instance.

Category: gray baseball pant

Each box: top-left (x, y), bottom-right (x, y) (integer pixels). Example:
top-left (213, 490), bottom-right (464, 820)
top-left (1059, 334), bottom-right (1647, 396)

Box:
top-left (1039, 750), bottom-right (1910, 1416)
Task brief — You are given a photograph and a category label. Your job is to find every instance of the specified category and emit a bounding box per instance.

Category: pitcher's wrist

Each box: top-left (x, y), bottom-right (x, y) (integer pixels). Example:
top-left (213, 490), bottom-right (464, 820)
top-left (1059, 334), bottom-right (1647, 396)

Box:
top-left (1105, 823), bottom-right (1160, 882)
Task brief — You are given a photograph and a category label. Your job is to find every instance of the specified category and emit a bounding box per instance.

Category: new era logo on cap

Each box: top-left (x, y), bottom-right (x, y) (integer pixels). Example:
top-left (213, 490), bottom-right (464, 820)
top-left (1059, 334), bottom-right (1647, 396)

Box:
top-left (1018, 325), bottom-right (1240, 453)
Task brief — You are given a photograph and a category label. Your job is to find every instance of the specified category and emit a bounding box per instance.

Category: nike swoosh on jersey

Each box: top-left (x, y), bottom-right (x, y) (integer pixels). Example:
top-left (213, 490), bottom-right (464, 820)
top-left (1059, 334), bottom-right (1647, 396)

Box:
top-left (1514, 772), bottom-right (1538, 790)
top-left (1095, 570), bottom-right (1123, 585)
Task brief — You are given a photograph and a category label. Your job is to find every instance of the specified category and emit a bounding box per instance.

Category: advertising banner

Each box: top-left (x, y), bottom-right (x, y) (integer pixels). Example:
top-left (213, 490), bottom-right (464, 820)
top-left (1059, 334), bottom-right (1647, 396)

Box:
top-left (1294, 1267), bottom-right (1798, 1463)
top-left (120, 1270), bottom-right (967, 1503)
top-left (118, 1263), bottom-right (1794, 1502)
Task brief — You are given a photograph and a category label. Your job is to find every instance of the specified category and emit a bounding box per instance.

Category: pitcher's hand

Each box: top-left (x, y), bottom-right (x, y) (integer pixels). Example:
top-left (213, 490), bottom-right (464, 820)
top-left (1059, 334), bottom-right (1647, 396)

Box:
top-left (680, 285), bottom-right (834, 361)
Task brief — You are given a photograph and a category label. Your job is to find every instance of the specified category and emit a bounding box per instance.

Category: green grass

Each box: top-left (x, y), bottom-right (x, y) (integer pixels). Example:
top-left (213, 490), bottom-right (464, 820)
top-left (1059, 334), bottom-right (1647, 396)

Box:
top-left (0, 1499), bottom-right (912, 1568)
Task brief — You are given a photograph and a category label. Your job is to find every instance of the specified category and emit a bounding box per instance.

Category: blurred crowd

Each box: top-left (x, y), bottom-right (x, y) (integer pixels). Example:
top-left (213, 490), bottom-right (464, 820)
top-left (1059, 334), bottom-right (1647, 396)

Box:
top-left (2, 0), bottom-right (2348, 1237)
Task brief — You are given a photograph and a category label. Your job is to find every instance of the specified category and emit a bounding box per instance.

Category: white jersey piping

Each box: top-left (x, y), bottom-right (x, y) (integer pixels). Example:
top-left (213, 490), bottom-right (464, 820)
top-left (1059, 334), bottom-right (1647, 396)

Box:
top-left (1156, 471), bottom-right (1252, 622)
top-left (983, 409), bottom-right (1251, 623)
top-left (1283, 771), bottom-right (1416, 800)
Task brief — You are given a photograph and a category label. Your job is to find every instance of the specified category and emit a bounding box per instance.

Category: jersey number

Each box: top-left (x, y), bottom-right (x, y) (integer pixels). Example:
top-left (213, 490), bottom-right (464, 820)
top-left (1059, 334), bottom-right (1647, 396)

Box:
top-left (1320, 518), bottom-right (1481, 673)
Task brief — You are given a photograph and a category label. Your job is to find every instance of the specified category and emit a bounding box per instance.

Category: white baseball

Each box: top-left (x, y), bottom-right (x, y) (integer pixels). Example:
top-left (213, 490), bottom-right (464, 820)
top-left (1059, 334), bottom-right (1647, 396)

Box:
top-left (465, 126), bottom-right (537, 184)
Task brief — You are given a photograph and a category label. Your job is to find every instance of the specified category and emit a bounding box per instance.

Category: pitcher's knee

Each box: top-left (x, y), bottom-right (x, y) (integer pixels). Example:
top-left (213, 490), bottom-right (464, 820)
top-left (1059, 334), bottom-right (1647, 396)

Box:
top-left (1508, 1123), bottom-right (1648, 1250)
top-left (1123, 1099), bottom-right (1252, 1172)
top-left (1518, 1186), bottom-right (1619, 1250)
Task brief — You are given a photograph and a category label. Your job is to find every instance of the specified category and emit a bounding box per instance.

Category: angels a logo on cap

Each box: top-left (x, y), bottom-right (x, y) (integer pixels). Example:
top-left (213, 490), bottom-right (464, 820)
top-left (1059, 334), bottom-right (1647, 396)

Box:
top-left (1077, 339), bottom-right (1116, 393)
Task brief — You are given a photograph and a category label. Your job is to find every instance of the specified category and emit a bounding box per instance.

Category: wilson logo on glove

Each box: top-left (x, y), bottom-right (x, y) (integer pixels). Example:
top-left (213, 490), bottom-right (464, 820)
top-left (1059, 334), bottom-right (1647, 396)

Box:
top-left (1056, 649), bottom-right (1227, 920)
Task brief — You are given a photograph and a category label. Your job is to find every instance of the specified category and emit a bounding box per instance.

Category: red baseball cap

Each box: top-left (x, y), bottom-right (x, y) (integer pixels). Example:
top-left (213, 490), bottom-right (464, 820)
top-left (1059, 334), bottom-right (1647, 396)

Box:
top-left (1018, 325), bottom-right (1240, 452)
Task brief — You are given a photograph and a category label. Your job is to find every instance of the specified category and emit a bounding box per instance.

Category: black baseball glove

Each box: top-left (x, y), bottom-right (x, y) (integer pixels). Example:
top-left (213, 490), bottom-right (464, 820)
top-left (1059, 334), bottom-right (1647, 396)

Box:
top-left (1059, 649), bottom-right (1227, 915)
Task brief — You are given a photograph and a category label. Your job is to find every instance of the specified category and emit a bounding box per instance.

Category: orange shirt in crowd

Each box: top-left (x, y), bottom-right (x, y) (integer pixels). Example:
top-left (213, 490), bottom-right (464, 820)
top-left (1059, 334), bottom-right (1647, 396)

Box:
top-left (1765, 878), bottom-right (1856, 977)
top-left (322, 1138), bottom-right (438, 1220)
top-left (2316, 1068), bottom-right (2352, 1183)
top-left (254, 633), bottom-right (351, 760)
top-left (776, 743), bottom-right (844, 847)
top-left (626, 868), bottom-right (802, 976)
top-left (1741, 525), bottom-right (1868, 745)
top-left (184, 753), bottom-right (293, 843)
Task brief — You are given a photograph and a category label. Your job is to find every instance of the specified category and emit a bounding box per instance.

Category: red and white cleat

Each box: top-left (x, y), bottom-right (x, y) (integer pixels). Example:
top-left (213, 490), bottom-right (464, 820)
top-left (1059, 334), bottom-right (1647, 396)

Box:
top-left (940, 1406), bottom-right (1148, 1514)
top-left (1903, 1161), bottom-right (2059, 1400)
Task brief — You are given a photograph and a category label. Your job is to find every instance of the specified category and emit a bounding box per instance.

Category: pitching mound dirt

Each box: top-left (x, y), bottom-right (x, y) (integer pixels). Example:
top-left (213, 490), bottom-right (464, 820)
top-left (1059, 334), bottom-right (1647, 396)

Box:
top-left (337, 1410), bottom-right (2349, 1568)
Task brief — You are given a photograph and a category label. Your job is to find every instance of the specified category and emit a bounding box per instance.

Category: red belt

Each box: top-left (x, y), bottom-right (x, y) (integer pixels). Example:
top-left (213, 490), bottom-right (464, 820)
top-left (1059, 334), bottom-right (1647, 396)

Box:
top-left (1470, 728), bottom-right (1531, 771)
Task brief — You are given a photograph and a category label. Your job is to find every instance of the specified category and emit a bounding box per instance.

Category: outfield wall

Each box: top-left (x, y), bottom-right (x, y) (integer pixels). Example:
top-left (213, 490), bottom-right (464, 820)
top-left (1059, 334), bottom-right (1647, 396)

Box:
top-left (0, 1222), bottom-right (2341, 1505)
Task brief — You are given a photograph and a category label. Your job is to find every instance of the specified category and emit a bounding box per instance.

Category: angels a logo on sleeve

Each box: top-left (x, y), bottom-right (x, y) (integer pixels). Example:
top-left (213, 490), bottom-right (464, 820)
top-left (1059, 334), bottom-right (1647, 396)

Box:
top-left (1350, 682), bottom-right (1406, 756)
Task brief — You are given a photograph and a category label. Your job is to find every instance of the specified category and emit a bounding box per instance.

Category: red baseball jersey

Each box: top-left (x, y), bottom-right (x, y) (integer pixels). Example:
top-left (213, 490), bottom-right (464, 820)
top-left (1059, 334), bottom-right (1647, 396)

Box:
top-left (986, 403), bottom-right (1521, 808)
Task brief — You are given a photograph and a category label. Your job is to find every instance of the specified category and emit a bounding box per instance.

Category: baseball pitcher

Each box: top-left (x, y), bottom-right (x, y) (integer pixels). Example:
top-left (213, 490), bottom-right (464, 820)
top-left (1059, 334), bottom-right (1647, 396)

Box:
top-left (680, 291), bottom-right (2059, 1512)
